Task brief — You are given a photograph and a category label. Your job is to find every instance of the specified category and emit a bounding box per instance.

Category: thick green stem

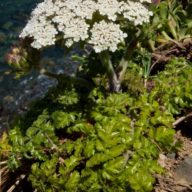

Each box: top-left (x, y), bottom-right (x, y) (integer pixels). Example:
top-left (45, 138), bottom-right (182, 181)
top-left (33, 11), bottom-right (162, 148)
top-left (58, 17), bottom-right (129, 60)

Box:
top-left (99, 51), bottom-right (121, 92)
top-left (99, 38), bottom-right (137, 92)
top-left (117, 39), bottom-right (137, 82)
top-left (118, 58), bottom-right (128, 82)
top-left (161, 31), bottom-right (173, 41)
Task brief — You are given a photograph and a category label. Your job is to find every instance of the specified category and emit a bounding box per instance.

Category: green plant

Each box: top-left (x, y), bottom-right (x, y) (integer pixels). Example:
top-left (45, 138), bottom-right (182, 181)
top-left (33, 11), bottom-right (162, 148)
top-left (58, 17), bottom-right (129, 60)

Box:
top-left (7, 89), bottom-right (172, 192)
top-left (6, 0), bottom-right (156, 92)
top-left (0, 132), bottom-right (12, 160)
top-left (153, 57), bottom-right (192, 114)
top-left (3, 0), bottom-right (192, 191)
top-left (7, 57), bottom-right (192, 191)
top-left (143, 0), bottom-right (192, 51)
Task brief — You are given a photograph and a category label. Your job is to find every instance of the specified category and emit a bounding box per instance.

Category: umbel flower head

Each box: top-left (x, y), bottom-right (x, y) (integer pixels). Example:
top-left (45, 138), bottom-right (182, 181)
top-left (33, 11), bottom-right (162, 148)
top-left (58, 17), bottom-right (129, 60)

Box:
top-left (20, 0), bottom-right (153, 53)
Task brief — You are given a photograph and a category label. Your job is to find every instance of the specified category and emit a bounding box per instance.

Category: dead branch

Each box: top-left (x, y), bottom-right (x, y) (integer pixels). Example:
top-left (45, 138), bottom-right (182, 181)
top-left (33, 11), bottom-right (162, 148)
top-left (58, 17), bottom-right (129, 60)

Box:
top-left (173, 112), bottom-right (192, 127)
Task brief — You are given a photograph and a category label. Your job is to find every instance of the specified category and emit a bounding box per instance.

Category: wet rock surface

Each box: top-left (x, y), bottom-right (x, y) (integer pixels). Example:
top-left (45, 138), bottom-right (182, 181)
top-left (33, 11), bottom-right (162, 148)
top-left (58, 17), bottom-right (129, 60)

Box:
top-left (0, 52), bottom-right (79, 134)
top-left (0, 0), bottom-right (80, 133)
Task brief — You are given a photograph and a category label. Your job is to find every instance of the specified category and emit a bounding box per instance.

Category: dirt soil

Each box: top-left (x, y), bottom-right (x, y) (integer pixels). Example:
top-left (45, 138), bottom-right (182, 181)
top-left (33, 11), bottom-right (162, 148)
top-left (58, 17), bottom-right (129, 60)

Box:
top-left (153, 39), bottom-right (192, 192)
top-left (154, 127), bottom-right (192, 192)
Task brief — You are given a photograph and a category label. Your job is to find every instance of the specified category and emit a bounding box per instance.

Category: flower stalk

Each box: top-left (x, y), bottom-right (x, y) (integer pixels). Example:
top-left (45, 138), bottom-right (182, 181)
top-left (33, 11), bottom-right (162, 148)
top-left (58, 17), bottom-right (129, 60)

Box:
top-left (99, 51), bottom-right (121, 92)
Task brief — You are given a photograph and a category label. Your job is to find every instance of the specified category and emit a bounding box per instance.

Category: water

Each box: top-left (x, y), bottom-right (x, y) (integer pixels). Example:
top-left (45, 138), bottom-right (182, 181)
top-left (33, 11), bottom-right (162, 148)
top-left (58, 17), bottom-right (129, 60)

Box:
top-left (0, 0), bottom-right (79, 131)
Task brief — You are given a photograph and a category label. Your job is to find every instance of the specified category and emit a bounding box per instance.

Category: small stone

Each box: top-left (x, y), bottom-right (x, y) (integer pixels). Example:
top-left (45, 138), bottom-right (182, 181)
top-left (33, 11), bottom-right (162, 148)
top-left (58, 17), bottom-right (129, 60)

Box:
top-left (174, 155), bottom-right (192, 185)
top-left (158, 153), bottom-right (167, 168)
top-left (167, 152), bottom-right (176, 159)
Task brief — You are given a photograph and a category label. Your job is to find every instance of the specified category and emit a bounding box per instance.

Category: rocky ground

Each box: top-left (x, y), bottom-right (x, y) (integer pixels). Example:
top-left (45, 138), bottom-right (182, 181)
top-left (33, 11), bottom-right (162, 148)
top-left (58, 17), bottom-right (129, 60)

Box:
top-left (152, 38), bottom-right (192, 192)
top-left (155, 123), bottom-right (192, 192)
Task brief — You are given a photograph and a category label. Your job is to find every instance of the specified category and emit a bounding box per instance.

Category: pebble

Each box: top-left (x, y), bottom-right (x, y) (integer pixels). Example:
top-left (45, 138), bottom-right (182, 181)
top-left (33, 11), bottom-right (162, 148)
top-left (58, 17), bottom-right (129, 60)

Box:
top-left (167, 152), bottom-right (176, 159)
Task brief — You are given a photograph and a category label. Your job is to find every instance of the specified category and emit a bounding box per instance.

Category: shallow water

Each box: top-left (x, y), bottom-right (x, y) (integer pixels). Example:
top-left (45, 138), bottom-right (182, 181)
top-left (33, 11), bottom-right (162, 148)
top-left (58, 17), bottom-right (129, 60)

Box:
top-left (0, 0), bottom-right (79, 131)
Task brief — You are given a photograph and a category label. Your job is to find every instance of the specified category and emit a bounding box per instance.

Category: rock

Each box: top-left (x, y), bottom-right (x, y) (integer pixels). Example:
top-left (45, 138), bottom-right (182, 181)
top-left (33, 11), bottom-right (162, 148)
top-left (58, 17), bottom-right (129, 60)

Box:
top-left (158, 153), bottom-right (167, 168)
top-left (174, 155), bottom-right (192, 185)
top-left (167, 152), bottom-right (176, 159)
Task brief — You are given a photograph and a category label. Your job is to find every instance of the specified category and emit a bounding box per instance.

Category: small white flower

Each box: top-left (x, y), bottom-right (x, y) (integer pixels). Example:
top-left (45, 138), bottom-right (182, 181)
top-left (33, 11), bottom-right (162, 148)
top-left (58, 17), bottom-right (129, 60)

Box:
top-left (139, 0), bottom-right (152, 3)
top-left (63, 17), bottom-right (89, 44)
top-left (32, 0), bottom-right (58, 17)
top-left (121, 1), bottom-right (153, 26)
top-left (89, 21), bottom-right (127, 53)
top-left (65, 39), bottom-right (73, 48)
top-left (97, 0), bottom-right (121, 21)
top-left (20, 16), bottom-right (58, 49)
top-left (52, 7), bottom-right (76, 32)
top-left (65, 0), bottom-right (97, 19)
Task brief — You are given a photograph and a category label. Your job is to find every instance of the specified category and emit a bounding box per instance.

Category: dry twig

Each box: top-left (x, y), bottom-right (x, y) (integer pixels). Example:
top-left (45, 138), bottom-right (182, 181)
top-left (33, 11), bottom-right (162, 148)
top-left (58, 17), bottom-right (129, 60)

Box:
top-left (173, 112), bottom-right (192, 127)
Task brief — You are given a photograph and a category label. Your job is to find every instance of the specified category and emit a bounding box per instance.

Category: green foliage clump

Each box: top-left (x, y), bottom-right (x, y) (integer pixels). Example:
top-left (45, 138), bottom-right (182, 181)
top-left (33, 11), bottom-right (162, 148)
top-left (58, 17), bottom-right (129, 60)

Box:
top-left (0, 133), bottom-right (11, 160)
top-left (3, 0), bottom-right (192, 191)
top-left (122, 63), bottom-right (145, 95)
top-left (153, 58), bottom-right (192, 114)
top-left (6, 78), bottom-right (178, 192)
top-left (5, 57), bottom-right (192, 192)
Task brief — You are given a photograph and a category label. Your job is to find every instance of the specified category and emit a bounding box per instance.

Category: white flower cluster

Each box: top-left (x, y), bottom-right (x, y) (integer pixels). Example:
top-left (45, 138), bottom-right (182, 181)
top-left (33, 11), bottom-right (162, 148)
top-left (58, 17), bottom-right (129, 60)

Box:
top-left (121, 1), bottom-right (153, 25)
top-left (97, 0), bottom-right (122, 21)
top-left (90, 21), bottom-right (127, 52)
top-left (20, 0), bottom-right (153, 52)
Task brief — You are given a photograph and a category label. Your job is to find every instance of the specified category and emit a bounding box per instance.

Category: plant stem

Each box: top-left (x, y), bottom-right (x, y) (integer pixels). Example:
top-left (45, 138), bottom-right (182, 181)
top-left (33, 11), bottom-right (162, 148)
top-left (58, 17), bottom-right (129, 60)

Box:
top-left (99, 51), bottom-right (121, 92)
top-left (144, 78), bottom-right (148, 89)
top-left (99, 39), bottom-right (137, 92)
top-left (44, 133), bottom-right (58, 150)
top-left (117, 39), bottom-right (137, 82)
top-left (161, 31), bottom-right (173, 41)
top-left (118, 58), bottom-right (129, 83)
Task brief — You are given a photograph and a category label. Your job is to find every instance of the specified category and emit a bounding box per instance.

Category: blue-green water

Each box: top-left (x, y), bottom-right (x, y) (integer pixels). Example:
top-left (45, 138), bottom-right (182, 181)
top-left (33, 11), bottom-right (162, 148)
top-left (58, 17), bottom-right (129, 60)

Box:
top-left (0, 0), bottom-right (78, 131)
